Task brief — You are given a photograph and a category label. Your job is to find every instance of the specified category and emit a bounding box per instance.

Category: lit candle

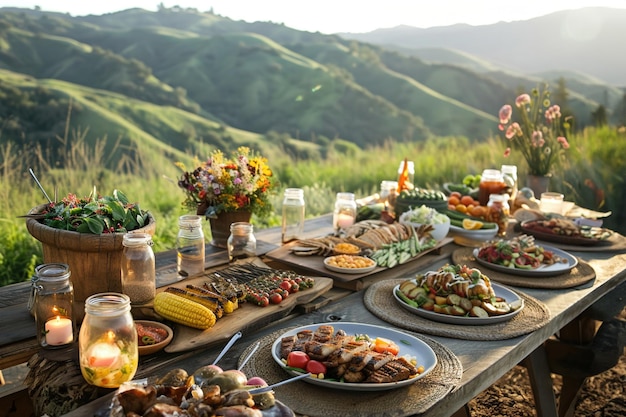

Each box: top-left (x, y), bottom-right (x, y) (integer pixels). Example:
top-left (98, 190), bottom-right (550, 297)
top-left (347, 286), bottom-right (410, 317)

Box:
top-left (88, 342), bottom-right (122, 368)
top-left (336, 213), bottom-right (355, 229)
top-left (45, 316), bottom-right (73, 346)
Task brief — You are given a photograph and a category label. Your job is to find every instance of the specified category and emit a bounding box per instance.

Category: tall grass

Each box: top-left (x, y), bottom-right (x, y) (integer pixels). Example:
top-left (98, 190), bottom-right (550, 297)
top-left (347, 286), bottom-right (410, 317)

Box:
top-left (1, 126), bottom-right (625, 287)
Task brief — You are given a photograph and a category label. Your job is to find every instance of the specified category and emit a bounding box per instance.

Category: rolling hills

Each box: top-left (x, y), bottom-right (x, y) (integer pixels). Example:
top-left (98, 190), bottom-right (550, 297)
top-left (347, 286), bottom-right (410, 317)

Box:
top-left (0, 5), bottom-right (623, 170)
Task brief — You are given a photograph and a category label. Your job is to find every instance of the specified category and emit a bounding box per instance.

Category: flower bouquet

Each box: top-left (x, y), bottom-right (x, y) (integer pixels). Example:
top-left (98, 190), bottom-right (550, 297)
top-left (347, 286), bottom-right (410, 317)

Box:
top-left (498, 86), bottom-right (571, 177)
top-left (176, 147), bottom-right (275, 219)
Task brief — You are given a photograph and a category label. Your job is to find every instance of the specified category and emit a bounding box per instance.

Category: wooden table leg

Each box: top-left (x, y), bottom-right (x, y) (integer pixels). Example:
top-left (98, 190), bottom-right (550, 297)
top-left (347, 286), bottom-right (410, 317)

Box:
top-left (521, 345), bottom-right (559, 417)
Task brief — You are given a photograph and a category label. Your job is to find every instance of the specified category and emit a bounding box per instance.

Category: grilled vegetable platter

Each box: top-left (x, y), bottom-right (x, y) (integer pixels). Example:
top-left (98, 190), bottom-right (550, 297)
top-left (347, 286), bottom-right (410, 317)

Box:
top-left (147, 262), bottom-right (333, 353)
top-left (103, 364), bottom-right (293, 417)
top-left (393, 264), bottom-right (524, 325)
top-left (290, 219), bottom-right (440, 269)
top-left (520, 218), bottom-right (614, 246)
top-left (472, 235), bottom-right (578, 277)
top-left (271, 322), bottom-right (437, 391)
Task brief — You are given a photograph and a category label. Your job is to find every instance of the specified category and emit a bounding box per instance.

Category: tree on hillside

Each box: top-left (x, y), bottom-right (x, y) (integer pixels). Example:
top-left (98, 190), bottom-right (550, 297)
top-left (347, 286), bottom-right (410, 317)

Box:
top-left (591, 105), bottom-right (608, 127)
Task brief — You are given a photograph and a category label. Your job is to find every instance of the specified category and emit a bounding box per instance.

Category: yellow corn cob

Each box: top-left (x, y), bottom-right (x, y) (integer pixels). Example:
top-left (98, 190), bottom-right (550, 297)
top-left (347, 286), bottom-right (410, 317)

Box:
top-left (153, 292), bottom-right (216, 329)
top-left (165, 287), bottom-right (224, 319)
top-left (186, 284), bottom-right (236, 314)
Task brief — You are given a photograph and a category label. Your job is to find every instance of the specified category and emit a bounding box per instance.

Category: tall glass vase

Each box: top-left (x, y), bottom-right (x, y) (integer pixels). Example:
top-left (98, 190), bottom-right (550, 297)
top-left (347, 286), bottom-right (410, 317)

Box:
top-left (525, 174), bottom-right (551, 198)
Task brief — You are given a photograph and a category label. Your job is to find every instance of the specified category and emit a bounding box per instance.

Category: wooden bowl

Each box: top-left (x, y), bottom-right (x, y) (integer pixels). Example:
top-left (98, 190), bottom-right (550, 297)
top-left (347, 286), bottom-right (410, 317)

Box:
top-left (136, 320), bottom-right (173, 356)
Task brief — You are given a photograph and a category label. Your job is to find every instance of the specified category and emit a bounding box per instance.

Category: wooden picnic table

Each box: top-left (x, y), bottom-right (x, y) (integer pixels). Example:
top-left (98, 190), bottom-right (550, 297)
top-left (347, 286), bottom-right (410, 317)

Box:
top-left (1, 214), bottom-right (625, 417)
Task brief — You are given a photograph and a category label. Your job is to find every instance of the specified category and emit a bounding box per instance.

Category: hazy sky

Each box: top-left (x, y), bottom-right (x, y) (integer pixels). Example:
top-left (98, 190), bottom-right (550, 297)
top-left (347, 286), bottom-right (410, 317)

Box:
top-left (4, 0), bottom-right (626, 33)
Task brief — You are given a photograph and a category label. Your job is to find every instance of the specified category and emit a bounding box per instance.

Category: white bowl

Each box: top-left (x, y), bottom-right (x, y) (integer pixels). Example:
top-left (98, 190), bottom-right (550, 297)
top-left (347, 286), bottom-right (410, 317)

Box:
top-left (401, 216), bottom-right (450, 241)
top-left (449, 225), bottom-right (498, 241)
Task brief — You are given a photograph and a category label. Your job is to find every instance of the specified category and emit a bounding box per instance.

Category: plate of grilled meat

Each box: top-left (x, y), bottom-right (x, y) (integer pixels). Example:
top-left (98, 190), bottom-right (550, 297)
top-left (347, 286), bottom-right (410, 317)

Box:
top-left (272, 322), bottom-right (437, 391)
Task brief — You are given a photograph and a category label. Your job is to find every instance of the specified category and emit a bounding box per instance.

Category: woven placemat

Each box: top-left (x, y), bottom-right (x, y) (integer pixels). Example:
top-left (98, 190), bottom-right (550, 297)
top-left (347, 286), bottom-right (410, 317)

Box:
top-left (451, 247), bottom-right (596, 289)
top-left (364, 279), bottom-right (550, 340)
top-left (238, 328), bottom-right (462, 417)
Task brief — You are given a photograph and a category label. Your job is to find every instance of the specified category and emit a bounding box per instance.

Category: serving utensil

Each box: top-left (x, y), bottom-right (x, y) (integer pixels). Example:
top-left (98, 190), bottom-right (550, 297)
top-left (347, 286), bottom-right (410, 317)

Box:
top-left (212, 331), bottom-right (242, 366)
top-left (29, 168), bottom-right (53, 204)
top-left (238, 341), bottom-right (260, 370)
top-left (248, 372), bottom-right (311, 394)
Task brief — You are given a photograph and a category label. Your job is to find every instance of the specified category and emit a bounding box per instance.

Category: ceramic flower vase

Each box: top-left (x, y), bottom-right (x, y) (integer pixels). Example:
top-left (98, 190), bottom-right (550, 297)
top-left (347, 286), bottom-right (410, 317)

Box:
top-left (525, 174), bottom-right (551, 198)
top-left (206, 210), bottom-right (252, 248)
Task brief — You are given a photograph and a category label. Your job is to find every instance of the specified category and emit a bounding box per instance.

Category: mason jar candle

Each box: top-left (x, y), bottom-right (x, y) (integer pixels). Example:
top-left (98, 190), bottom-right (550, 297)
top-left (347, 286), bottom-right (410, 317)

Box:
top-left (32, 263), bottom-right (75, 349)
top-left (78, 293), bottom-right (138, 388)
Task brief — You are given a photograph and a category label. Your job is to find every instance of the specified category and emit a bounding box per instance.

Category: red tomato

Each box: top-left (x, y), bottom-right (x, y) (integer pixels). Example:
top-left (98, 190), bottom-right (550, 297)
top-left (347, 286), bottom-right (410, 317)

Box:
top-left (257, 296), bottom-right (269, 307)
top-left (269, 293), bottom-right (283, 304)
top-left (279, 280), bottom-right (292, 291)
top-left (306, 360), bottom-right (327, 375)
top-left (287, 351), bottom-right (310, 369)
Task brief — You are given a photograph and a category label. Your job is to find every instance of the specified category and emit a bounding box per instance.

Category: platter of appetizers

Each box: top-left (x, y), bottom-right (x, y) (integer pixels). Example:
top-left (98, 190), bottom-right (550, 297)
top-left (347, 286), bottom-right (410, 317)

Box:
top-left (472, 235), bottom-right (578, 277)
top-left (520, 218), bottom-right (613, 246)
top-left (323, 254), bottom-right (377, 274)
top-left (393, 264), bottom-right (523, 325)
top-left (271, 322), bottom-right (437, 391)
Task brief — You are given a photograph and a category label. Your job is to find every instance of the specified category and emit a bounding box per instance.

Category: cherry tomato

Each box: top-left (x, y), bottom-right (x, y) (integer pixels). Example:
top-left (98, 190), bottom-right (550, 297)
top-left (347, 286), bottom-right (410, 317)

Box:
top-left (287, 351), bottom-right (310, 369)
top-left (289, 280), bottom-right (299, 293)
top-left (257, 296), bottom-right (269, 307)
top-left (280, 289), bottom-right (289, 299)
top-left (306, 360), bottom-right (327, 375)
top-left (280, 280), bottom-right (292, 291)
top-left (269, 293), bottom-right (283, 304)
top-left (373, 337), bottom-right (400, 355)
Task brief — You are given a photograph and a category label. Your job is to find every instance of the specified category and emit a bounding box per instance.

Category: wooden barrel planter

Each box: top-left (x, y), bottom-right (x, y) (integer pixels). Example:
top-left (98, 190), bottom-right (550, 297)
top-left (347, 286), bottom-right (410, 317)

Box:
top-left (26, 208), bottom-right (156, 304)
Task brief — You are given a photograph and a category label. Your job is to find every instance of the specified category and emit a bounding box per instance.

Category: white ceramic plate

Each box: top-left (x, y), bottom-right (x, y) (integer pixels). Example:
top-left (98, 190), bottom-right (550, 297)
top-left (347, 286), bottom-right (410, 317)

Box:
top-left (393, 282), bottom-right (523, 325)
top-left (271, 322), bottom-right (437, 391)
top-left (472, 245), bottom-right (578, 277)
top-left (449, 225), bottom-right (498, 241)
top-left (323, 255), bottom-right (376, 274)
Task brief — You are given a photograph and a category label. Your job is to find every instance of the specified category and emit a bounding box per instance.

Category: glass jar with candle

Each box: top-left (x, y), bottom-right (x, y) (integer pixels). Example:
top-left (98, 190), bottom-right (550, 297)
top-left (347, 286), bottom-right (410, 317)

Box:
top-left (501, 165), bottom-right (518, 201)
top-left (121, 233), bottom-right (155, 305)
top-left (176, 215), bottom-right (205, 278)
top-left (32, 263), bottom-right (75, 349)
top-left (478, 169), bottom-right (507, 206)
top-left (281, 188), bottom-right (305, 243)
top-left (79, 293), bottom-right (138, 388)
top-left (227, 222), bottom-right (257, 261)
top-left (333, 192), bottom-right (357, 230)
top-left (380, 180), bottom-right (398, 210)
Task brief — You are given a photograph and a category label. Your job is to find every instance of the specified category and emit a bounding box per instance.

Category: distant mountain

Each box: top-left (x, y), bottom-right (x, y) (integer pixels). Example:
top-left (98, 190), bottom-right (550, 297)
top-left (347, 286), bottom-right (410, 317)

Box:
top-left (340, 7), bottom-right (626, 87)
top-left (0, 6), bottom-right (622, 169)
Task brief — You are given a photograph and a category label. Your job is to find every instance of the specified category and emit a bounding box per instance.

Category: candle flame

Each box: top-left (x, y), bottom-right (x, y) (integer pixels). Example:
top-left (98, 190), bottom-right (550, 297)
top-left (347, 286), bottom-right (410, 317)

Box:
top-left (105, 330), bottom-right (116, 342)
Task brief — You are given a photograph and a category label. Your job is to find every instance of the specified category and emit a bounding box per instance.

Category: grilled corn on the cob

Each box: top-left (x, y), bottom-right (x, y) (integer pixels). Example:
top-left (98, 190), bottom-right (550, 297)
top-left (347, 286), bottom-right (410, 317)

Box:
top-left (165, 287), bottom-right (224, 319)
top-left (154, 292), bottom-right (216, 329)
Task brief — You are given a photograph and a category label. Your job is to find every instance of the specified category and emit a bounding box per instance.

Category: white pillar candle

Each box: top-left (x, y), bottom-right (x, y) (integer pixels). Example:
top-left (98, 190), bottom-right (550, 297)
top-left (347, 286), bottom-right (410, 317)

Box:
top-left (88, 342), bottom-right (122, 368)
top-left (540, 192), bottom-right (564, 214)
top-left (336, 213), bottom-right (355, 229)
top-left (45, 316), bottom-right (73, 346)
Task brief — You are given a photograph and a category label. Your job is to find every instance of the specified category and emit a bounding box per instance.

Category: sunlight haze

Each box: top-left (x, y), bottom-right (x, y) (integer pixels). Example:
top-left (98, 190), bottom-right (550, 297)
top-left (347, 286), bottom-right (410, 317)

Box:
top-left (4, 0), bottom-right (626, 33)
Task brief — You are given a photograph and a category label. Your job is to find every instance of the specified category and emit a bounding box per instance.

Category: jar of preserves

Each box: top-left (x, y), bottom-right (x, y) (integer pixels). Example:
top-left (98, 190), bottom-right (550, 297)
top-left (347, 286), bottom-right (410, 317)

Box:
top-left (281, 188), bottom-right (306, 243)
top-left (121, 233), bottom-right (155, 305)
top-left (79, 293), bottom-right (138, 388)
top-left (332, 192), bottom-right (357, 230)
top-left (31, 263), bottom-right (75, 349)
top-left (176, 215), bottom-right (205, 278)
top-left (380, 180), bottom-right (398, 210)
top-left (478, 169), bottom-right (507, 206)
top-left (486, 194), bottom-right (511, 236)
top-left (227, 222), bottom-right (257, 261)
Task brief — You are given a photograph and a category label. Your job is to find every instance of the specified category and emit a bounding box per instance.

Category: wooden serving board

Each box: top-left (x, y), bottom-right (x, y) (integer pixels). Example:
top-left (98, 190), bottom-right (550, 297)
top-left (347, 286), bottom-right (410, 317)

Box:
top-left (158, 274), bottom-right (334, 353)
top-left (265, 237), bottom-right (453, 284)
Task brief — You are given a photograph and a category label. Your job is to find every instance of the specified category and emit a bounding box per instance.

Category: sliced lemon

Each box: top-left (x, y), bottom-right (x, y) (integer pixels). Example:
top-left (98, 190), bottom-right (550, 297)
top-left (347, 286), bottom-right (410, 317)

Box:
top-left (462, 218), bottom-right (484, 230)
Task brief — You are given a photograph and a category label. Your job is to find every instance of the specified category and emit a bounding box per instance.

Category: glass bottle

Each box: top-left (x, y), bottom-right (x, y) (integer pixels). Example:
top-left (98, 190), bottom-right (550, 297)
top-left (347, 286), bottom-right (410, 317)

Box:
top-left (333, 192), bottom-right (357, 230)
top-left (32, 263), bottom-right (75, 349)
top-left (79, 293), bottom-right (138, 388)
top-left (478, 169), bottom-right (507, 206)
top-left (501, 165), bottom-right (518, 202)
top-left (486, 193), bottom-right (511, 236)
top-left (227, 222), bottom-right (257, 261)
top-left (397, 160), bottom-right (415, 188)
top-left (380, 180), bottom-right (398, 210)
top-left (281, 188), bottom-right (305, 243)
top-left (176, 215), bottom-right (205, 278)
top-left (121, 233), bottom-right (155, 305)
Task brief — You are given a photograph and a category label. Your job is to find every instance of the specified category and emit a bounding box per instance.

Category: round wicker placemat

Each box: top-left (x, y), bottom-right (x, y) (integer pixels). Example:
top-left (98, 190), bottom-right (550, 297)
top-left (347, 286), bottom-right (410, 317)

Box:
top-left (451, 247), bottom-right (596, 289)
top-left (364, 279), bottom-right (550, 340)
top-left (238, 328), bottom-right (462, 417)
